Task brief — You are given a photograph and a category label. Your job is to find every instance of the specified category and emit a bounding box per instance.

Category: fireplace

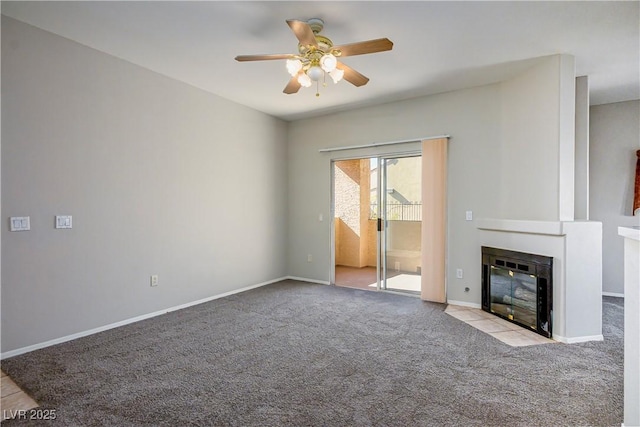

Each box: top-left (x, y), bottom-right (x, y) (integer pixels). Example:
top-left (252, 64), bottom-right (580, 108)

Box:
top-left (481, 246), bottom-right (553, 338)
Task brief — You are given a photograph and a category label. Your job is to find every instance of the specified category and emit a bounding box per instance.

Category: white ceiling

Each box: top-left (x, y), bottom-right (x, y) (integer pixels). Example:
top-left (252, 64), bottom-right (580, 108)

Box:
top-left (2, 1), bottom-right (638, 121)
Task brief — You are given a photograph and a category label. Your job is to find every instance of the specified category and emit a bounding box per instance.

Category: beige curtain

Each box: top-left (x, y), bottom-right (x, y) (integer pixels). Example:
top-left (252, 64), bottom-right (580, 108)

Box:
top-left (421, 137), bottom-right (448, 302)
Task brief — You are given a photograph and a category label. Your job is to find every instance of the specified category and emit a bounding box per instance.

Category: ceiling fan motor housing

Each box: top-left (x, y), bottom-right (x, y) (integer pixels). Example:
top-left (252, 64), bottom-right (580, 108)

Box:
top-left (298, 18), bottom-right (334, 55)
top-left (298, 35), bottom-right (333, 55)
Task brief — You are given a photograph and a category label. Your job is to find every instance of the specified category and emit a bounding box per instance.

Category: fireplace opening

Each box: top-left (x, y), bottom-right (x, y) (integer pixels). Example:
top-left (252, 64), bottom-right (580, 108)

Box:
top-left (481, 246), bottom-right (553, 338)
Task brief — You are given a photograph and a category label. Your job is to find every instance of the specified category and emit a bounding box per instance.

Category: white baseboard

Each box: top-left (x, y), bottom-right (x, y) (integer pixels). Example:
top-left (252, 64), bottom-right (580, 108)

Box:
top-left (602, 292), bottom-right (624, 298)
top-left (286, 276), bottom-right (330, 285)
top-left (1, 276), bottom-right (288, 360)
top-left (446, 299), bottom-right (481, 309)
top-left (553, 334), bottom-right (604, 344)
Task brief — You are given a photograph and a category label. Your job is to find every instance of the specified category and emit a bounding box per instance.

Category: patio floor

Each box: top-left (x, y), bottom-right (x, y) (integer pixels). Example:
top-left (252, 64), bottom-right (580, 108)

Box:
top-left (334, 266), bottom-right (420, 294)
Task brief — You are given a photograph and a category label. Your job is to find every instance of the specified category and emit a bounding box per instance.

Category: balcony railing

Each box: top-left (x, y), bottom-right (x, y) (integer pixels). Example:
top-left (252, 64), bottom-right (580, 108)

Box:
top-left (370, 202), bottom-right (422, 221)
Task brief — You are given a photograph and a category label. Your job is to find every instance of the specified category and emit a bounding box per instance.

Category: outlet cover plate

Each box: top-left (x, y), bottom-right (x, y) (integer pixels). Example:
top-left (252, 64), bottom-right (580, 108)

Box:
top-left (55, 215), bottom-right (73, 229)
top-left (10, 216), bottom-right (30, 231)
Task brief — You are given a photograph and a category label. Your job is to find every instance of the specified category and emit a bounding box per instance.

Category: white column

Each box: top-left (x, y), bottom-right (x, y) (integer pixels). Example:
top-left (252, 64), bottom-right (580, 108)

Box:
top-left (619, 226), bottom-right (640, 427)
top-left (574, 76), bottom-right (589, 220)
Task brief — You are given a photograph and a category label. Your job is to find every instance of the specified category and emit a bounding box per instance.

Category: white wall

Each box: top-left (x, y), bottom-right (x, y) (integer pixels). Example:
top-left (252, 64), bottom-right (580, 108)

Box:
top-left (590, 100), bottom-right (640, 295)
top-left (1, 17), bottom-right (289, 353)
top-left (288, 55), bottom-right (572, 305)
top-left (498, 55), bottom-right (575, 221)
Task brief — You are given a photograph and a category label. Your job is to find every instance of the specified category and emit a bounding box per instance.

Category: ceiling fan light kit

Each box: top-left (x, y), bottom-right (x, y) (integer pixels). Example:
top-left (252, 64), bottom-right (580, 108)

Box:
top-left (235, 18), bottom-right (393, 97)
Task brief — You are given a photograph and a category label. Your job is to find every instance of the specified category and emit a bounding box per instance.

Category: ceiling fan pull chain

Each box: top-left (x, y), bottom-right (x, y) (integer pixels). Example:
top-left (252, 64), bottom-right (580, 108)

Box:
top-left (316, 80), bottom-right (320, 97)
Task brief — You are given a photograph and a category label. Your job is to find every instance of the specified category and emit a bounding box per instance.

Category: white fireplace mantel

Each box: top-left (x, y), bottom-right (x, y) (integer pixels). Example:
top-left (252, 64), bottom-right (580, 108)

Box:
top-left (476, 218), bottom-right (603, 343)
top-left (476, 218), bottom-right (564, 235)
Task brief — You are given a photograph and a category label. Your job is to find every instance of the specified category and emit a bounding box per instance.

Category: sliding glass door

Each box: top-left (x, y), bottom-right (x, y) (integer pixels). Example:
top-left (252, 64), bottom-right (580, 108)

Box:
top-left (332, 154), bottom-right (421, 294)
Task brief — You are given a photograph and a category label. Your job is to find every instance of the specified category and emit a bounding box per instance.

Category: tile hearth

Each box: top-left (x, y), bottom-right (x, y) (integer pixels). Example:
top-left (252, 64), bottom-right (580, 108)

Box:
top-left (1, 370), bottom-right (39, 422)
top-left (445, 304), bottom-right (556, 347)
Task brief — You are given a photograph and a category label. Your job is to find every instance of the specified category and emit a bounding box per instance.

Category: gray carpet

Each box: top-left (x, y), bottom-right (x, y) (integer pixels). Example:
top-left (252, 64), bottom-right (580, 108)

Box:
top-left (2, 280), bottom-right (623, 426)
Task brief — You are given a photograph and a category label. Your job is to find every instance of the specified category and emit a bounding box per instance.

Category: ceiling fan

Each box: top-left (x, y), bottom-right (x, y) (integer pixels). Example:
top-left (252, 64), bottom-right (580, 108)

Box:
top-left (235, 18), bottom-right (393, 96)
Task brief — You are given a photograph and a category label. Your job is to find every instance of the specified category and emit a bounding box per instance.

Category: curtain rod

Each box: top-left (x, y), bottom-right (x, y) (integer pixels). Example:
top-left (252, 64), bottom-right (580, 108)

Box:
top-left (318, 135), bottom-right (450, 153)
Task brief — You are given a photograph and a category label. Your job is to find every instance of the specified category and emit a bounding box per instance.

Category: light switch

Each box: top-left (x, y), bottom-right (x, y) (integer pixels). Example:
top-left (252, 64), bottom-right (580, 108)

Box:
top-left (9, 216), bottom-right (30, 231)
top-left (465, 211), bottom-right (473, 221)
top-left (55, 215), bottom-right (72, 229)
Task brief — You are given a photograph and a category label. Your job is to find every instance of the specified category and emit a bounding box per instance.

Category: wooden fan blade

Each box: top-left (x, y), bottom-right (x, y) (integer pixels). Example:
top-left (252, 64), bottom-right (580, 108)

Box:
top-left (235, 54), bottom-right (294, 62)
top-left (332, 38), bottom-right (393, 57)
top-left (283, 75), bottom-right (302, 94)
top-left (337, 62), bottom-right (369, 87)
top-left (286, 19), bottom-right (318, 47)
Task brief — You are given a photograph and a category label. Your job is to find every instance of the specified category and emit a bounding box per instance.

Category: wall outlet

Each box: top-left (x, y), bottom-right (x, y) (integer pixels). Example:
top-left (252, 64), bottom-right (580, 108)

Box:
top-left (456, 268), bottom-right (463, 279)
top-left (150, 275), bottom-right (159, 287)
top-left (307, 254), bottom-right (312, 263)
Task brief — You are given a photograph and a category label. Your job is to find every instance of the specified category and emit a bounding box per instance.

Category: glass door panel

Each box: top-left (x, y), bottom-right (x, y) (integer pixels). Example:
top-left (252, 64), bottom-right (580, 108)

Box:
top-left (332, 158), bottom-right (381, 291)
top-left (380, 156), bottom-right (422, 293)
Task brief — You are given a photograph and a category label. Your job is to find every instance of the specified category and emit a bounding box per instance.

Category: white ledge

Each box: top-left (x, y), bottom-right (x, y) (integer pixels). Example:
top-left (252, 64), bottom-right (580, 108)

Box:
top-left (618, 226), bottom-right (640, 241)
top-left (476, 219), bottom-right (564, 235)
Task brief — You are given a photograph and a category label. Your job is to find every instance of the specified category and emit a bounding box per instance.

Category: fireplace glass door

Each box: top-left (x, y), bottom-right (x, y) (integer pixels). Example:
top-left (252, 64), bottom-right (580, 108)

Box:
top-left (489, 266), bottom-right (537, 330)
